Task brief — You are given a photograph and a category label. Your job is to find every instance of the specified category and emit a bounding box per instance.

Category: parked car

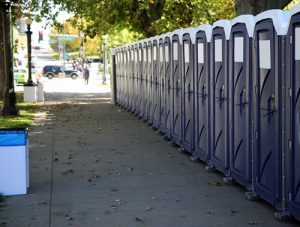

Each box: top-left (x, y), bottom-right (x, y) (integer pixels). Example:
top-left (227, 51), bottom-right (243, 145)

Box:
top-left (14, 68), bottom-right (37, 84)
top-left (42, 65), bottom-right (81, 79)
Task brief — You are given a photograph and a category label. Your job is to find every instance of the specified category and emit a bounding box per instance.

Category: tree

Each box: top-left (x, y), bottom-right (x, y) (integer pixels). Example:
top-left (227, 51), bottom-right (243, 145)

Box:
top-left (0, 5), bottom-right (6, 102)
top-left (1, 0), bottom-right (18, 115)
top-left (235, 0), bottom-right (291, 15)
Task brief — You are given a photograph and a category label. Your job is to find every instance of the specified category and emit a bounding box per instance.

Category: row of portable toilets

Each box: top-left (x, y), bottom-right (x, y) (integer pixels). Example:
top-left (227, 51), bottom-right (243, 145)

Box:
top-left (110, 5), bottom-right (300, 221)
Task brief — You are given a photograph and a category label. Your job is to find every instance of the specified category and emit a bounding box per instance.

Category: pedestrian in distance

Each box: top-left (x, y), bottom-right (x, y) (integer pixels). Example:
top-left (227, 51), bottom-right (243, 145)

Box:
top-left (83, 65), bottom-right (90, 85)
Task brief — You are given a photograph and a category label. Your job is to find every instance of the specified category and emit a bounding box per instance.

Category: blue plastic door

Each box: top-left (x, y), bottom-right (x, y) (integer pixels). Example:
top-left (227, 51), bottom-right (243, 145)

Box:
top-left (195, 32), bottom-right (211, 162)
top-left (171, 37), bottom-right (182, 146)
top-left (142, 44), bottom-right (148, 119)
top-left (164, 38), bottom-right (172, 138)
top-left (182, 36), bottom-right (195, 153)
top-left (253, 20), bottom-right (282, 208)
top-left (230, 24), bottom-right (252, 189)
top-left (211, 29), bottom-right (229, 174)
top-left (138, 44), bottom-right (143, 116)
top-left (286, 15), bottom-right (300, 219)
top-left (152, 41), bottom-right (159, 128)
top-left (159, 40), bottom-right (166, 131)
top-left (147, 42), bottom-right (153, 122)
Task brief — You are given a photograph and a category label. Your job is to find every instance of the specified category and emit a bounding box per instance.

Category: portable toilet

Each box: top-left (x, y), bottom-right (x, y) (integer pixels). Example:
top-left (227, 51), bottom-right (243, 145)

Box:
top-left (171, 29), bottom-right (185, 146)
top-left (285, 4), bottom-right (300, 221)
top-left (137, 41), bottom-right (144, 117)
top-left (110, 48), bottom-right (117, 105)
top-left (142, 40), bottom-right (149, 120)
top-left (252, 9), bottom-right (290, 210)
top-left (152, 36), bottom-right (160, 129)
top-left (128, 44), bottom-right (135, 112)
top-left (114, 48), bottom-right (120, 105)
top-left (211, 19), bottom-right (232, 175)
top-left (181, 28), bottom-right (197, 154)
top-left (229, 15), bottom-right (255, 189)
top-left (124, 45), bottom-right (129, 109)
top-left (158, 35), bottom-right (166, 133)
top-left (146, 38), bottom-right (153, 123)
top-left (119, 47), bottom-right (125, 107)
top-left (133, 43), bottom-right (139, 114)
top-left (194, 24), bottom-right (212, 163)
top-left (124, 45), bottom-right (130, 109)
top-left (162, 32), bottom-right (173, 139)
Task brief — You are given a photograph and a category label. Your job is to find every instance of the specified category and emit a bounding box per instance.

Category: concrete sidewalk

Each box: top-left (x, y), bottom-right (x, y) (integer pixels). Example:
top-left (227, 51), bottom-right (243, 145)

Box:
top-left (0, 93), bottom-right (299, 227)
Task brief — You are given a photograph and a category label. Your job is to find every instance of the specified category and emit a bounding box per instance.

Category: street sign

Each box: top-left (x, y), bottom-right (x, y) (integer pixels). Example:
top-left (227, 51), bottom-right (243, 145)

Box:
top-left (58, 36), bottom-right (77, 41)
top-left (48, 40), bottom-right (58, 44)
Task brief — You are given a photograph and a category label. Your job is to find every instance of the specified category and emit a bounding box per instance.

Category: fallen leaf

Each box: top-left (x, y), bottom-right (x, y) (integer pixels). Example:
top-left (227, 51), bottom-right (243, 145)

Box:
top-left (104, 210), bottom-right (111, 215)
top-left (135, 217), bottom-right (145, 224)
top-left (64, 214), bottom-right (73, 220)
top-left (247, 221), bottom-right (259, 225)
top-left (38, 201), bottom-right (48, 205)
top-left (206, 209), bottom-right (214, 214)
top-left (128, 167), bottom-right (134, 172)
top-left (111, 188), bottom-right (119, 192)
top-left (145, 207), bottom-right (154, 212)
top-left (62, 169), bottom-right (74, 175)
top-left (53, 158), bottom-right (59, 162)
top-left (230, 209), bottom-right (239, 214)
top-left (208, 181), bottom-right (223, 187)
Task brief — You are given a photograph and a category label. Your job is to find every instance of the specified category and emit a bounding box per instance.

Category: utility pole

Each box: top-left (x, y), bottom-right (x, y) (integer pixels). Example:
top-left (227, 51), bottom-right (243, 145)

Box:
top-left (1, 0), bottom-right (19, 115)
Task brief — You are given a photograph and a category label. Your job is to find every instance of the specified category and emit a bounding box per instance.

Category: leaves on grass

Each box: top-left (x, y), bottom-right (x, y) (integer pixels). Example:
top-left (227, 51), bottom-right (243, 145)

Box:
top-left (207, 181), bottom-right (223, 187)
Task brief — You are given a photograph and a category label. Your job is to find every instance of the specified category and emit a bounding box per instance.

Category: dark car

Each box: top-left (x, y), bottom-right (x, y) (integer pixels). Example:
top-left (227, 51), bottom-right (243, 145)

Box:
top-left (42, 65), bottom-right (80, 79)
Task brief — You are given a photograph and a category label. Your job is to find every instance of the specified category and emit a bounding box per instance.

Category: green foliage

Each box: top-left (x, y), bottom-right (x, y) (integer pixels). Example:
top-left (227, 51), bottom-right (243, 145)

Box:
top-left (285, 0), bottom-right (300, 9)
top-left (0, 92), bottom-right (38, 129)
top-left (12, 0), bottom-right (236, 47)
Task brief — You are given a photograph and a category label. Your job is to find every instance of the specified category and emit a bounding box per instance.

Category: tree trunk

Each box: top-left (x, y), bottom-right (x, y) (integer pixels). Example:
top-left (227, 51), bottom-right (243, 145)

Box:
top-left (1, 1), bottom-right (19, 116)
top-left (0, 2), bottom-right (6, 101)
top-left (235, 0), bottom-right (291, 15)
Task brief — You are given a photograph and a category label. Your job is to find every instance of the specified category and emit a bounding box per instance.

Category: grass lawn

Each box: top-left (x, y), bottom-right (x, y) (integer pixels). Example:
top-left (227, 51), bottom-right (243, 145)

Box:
top-left (0, 92), bottom-right (38, 129)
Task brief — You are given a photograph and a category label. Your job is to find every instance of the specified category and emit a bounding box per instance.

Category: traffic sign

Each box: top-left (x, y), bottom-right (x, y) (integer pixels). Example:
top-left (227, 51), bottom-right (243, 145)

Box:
top-left (58, 36), bottom-right (77, 41)
top-left (49, 40), bottom-right (58, 44)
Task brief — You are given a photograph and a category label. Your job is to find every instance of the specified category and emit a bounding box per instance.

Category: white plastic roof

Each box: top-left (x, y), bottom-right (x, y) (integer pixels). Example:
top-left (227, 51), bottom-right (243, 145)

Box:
top-left (182, 27), bottom-right (197, 44)
top-left (255, 9), bottom-right (291, 35)
top-left (231, 15), bottom-right (255, 37)
top-left (195, 24), bottom-right (212, 42)
top-left (172, 27), bottom-right (197, 44)
top-left (291, 4), bottom-right (300, 16)
top-left (212, 19), bottom-right (232, 40)
top-left (172, 28), bottom-right (186, 44)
